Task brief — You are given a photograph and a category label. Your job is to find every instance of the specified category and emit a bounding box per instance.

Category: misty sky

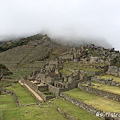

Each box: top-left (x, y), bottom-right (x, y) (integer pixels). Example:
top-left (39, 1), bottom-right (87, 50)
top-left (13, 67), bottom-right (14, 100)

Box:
top-left (0, 0), bottom-right (120, 49)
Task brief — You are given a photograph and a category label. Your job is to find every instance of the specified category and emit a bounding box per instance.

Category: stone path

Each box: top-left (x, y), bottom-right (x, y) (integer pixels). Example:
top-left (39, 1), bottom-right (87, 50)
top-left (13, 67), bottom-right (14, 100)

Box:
top-left (19, 81), bottom-right (44, 102)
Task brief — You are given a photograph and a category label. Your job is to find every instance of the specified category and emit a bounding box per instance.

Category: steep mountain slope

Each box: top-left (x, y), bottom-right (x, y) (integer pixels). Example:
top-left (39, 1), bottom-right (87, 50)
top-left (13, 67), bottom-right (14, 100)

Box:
top-left (0, 34), bottom-right (68, 79)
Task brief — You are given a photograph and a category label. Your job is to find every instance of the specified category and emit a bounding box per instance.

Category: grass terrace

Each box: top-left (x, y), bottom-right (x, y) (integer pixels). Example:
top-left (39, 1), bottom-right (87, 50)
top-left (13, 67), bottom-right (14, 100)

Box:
top-left (90, 82), bottom-right (120, 95)
top-left (0, 94), bottom-right (17, 119)
top-left (3, 104), bottom-right (68, 120)
top-left (100, 74), bottom-right (120, 83)
top-left (62, 61), bottom-right (103, 72)
top-left (7, 83), bottom-right (36, 105)
top-left (53, 98), bottom-right (103, 120)
top-left (60, 69), bottom-right (72, 75)
top-left (63, 88), bottom-right (120, 113)
top-left (0, 94), bottom-right (16, 110)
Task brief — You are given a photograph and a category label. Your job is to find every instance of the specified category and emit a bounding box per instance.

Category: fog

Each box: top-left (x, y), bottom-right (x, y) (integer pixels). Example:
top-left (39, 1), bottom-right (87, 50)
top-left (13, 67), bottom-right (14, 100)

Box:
top-left (0, 0), bottom-right (120, 49)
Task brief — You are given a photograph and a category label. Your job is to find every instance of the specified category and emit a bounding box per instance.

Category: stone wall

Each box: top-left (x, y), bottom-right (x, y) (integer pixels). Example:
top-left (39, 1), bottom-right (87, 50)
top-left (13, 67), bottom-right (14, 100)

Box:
top-left (22, 84), bottom-right (42, 102)
top-left (38, 85), bottom-right (48, 92)
top-left (25, 80), bottom-right (38, 92)
top-left (56, 107), bottom-right (77, 120)
top-left (60, 93), bottom-right (120, 119)
top-left (78, 83), bottom-right (120, 102)
top-left (59, 54), bottom-right (74, 60)
top-left (80, 70), bottom-right (103, 78)
top-left (37, 90), bottom-right (54, 101)
top-left (3, 89), bottom-right (22, 106)
top-left (107, 66), bottom-right (120, 77)
top-left (66, 81), bottom-right (80, 89)
top-left (48, 84), bottom-right (60, 96)
top-left (35, 73), bottom-right (46, 83)
top-left (91, 76), bottom-right (120, 87)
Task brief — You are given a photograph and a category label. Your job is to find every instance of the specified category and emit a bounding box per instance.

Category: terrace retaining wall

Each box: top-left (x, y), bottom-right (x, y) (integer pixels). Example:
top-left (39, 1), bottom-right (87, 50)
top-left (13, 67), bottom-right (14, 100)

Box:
top-left (60, 93), bottom-right (120, 119)
top-left (56, 107), bottom-right (77, 120)
top-left (78, 83), bottom-right (120, 102)
top-left (91, 77), bottom-right (120, 87)
top-left (3, 89), bottom-right (22, 106)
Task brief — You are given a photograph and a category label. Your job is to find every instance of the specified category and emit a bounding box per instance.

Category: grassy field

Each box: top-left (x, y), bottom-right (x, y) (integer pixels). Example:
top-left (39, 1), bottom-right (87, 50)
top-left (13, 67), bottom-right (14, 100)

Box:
top-left (90, 82), bottom-right (120, 94)
top-left (0, 83), bottom-right (104, 120)
top-left (63, 88), bottom-right (120, 113)
top-left (0, 94), bottom-right (17, 110)
top-left (3, 105), bottom-right (68, 120)
top-left (53, 98), bottom-right (103, 120)
top-left (100, 74), bottom-right (120, 82)
top-left (7, 83), bottom-right (36, 105)
top-left (60, 69), bottom-right (72, 75)
top-left (0, 94), bottom-right (17, 119)
top-left (0, 84), bottom-right (67, 120)
top-left (2, 97), bottom-right (103, 120)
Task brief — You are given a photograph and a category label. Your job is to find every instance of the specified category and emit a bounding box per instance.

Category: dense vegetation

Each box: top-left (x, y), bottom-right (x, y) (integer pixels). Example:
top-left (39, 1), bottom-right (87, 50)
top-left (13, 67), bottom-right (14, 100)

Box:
top-left (0, 64), bottom-right (12, 77)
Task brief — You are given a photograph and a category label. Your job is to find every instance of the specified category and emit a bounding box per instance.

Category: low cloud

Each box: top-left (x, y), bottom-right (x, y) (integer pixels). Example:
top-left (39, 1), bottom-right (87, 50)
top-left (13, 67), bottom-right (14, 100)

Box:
top-left (0, 0), bottom-right (120, 49)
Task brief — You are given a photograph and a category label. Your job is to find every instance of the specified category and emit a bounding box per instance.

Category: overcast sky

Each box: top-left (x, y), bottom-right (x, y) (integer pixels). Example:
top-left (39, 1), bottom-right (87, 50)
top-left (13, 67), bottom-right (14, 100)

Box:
top-left (0, 0), bottom-right (120, 49)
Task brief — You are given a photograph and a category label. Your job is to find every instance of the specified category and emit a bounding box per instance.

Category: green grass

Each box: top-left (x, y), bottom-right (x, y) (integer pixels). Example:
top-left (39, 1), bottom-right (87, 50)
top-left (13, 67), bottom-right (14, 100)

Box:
top-left (7, 83), bottom-right (36, 105)
top-left (3, 104), bottom-right (68, 120)
top-left (100, 74), bottom-right (120, 82)
top-left (0, 94), bottom-right (17, 110)
top-left (79, 68), bottom-right (101, 71)
top-left (60, 69), bottom-right (72, 75)
top-left (2, 98), bottom-right (103, 120)
top-left (63, 88), bottom-right (120, 113)
top-left (53, 98), bottom-right (103, 120)
top-left (90, 82), bottom-right (120, 94)
top-left (0, 85), bottom-right (67, 120)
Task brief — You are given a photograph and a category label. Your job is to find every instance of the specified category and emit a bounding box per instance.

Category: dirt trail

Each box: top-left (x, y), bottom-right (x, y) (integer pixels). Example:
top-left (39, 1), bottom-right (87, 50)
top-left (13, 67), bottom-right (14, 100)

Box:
top-left (19, 81), bottom-right (43, 102)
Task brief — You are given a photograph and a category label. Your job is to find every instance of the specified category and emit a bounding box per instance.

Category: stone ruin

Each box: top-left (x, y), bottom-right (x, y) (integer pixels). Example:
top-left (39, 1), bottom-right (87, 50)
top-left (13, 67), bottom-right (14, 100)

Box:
top-left (107, 66), bottom-right (120, 77)
top-left (21, 44), bottom-right (120, 120)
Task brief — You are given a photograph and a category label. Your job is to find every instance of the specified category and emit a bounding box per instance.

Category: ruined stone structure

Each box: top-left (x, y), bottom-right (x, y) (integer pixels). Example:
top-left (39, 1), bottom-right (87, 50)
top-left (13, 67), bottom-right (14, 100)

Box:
top-left (21, 44), bottom-right (120, 120)
top-left (107, 66), bottom-right (120, 77)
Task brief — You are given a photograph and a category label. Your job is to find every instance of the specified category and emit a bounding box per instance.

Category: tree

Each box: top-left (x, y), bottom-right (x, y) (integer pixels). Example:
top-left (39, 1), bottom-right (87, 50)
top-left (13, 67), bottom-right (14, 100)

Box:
top-left (0, 64), bottom-right (12, 81)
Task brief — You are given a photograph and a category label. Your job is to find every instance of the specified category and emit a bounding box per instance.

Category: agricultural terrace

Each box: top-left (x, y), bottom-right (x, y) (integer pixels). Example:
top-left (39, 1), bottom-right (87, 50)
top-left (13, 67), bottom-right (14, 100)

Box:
top-left (63, 88), bottom-right (120, 113)
top-left (100, 74), bottom-right (120, 83)
top-left (90, 82), bottom-right (120, 95)
top-left (7, 83), bottom-right (36, 105)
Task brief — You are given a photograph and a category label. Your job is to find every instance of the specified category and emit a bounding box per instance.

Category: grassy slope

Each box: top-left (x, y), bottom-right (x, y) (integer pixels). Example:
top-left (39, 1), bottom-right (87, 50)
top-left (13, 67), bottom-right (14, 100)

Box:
top-left (1, 83), bottom-right (103, 120)
top-left (53, 98), bottom-right (103, 120)
top-left (0, 94), bottom-right (17, 110)
top-left (2, 97), bottom-right (103, 120)
top-left (0, 94), bottom-right (17, 119)
top-left (7, 83), bottom-right (36, 105)
top-left (0, 37), bottom-right (68, 79)
top-left (100, 74), bottom-right (120, 82)
top-left (90, 82), bottom-right (120, 94)
top-left (3, 105), bottom-right (68, 120)
top-left (63, 88), bottom-right (120, 113)
top-left (1, 83), bottom-right (67, 120)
